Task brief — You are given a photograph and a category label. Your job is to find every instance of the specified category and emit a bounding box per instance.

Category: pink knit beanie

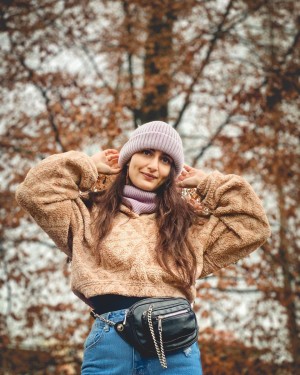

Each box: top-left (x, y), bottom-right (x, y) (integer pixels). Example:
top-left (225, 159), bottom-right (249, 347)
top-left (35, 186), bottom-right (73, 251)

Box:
top-left (118, 121), bottom-right (184, 176)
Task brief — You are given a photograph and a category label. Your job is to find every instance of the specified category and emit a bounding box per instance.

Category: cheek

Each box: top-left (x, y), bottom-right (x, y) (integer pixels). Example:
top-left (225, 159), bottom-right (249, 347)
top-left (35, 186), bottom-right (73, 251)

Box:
top-left (159, 164), bottom-right (171, 179)
top-left (128, 165), bottom-right (135, 180)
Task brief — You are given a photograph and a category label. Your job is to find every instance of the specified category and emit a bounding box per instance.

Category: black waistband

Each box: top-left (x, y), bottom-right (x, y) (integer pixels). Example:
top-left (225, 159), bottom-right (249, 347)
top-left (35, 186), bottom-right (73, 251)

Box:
top-left (89, 294), bottom-right (147, 315)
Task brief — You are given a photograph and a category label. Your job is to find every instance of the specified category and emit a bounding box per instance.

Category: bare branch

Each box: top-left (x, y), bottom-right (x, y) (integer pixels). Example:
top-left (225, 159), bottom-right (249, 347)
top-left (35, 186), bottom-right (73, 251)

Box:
top-left (173, 0), bottom-right (234, 129)
top-left (122, 0), bottom-right (140, 129)
top-left (191, 113), bottom-right (232, 165)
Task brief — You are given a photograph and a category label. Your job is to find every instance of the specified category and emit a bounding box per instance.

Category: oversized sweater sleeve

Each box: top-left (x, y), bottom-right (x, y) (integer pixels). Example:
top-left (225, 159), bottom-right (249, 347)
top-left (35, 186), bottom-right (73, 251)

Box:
top-left (15, 151), bottom-right (98, 257)
top-left (193, 171), bottom-right (271, 278)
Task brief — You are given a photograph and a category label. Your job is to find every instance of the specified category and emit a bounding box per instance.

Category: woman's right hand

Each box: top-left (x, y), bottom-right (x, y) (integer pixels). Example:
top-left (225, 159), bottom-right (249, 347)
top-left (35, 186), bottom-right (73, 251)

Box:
top-left (90, 149), bottom-right (121, 175)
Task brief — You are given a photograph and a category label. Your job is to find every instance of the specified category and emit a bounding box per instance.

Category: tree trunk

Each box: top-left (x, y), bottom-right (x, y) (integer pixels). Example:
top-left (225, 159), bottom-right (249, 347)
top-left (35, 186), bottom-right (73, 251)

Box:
top-left (140, 6), bottom-right (174, 123)
top-left (277, 182), bottom-right (300, 370)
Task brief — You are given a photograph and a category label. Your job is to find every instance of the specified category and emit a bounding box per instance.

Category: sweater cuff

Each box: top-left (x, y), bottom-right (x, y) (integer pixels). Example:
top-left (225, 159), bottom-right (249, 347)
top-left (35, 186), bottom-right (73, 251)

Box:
top-left (196, 171), bottom-right (224, 210)
top-left (53, 151), bottom-right (98, 192)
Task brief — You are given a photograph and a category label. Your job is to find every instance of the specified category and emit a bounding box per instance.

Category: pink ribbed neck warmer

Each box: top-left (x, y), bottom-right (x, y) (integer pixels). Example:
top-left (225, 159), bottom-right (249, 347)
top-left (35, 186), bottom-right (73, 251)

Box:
top-left (122, 185), bottom-right (157, 215)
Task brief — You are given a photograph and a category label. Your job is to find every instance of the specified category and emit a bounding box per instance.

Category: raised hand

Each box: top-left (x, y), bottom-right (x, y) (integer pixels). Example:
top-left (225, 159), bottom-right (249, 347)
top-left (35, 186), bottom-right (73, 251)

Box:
top-left (177, 164), bottom-right (207, 188)
top-left (90, 149), bottom-right (121, 175)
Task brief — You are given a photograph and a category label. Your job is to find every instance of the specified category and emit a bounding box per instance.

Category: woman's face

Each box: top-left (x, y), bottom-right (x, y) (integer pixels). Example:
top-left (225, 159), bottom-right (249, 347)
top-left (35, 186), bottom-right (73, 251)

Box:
top-left (128, 149), bottom-right (173, 191)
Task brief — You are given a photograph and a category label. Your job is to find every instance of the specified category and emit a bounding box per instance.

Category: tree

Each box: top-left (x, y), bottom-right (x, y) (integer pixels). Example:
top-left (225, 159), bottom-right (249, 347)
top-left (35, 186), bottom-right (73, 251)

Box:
top-left (201, 1), bottom-right (300, 369)
top-left (0, 0), bottom-right (299, 373)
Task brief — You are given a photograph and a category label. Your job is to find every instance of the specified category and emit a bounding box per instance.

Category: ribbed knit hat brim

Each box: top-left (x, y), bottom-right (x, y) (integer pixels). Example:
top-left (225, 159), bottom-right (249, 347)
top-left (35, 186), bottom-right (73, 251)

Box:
top-left (118, 121), bottom-right (184, 176)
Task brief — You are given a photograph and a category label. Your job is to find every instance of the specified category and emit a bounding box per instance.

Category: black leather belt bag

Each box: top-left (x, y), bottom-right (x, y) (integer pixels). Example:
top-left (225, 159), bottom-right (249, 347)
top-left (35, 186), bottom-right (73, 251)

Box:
top-left (113, 297), bottom-right (199, 368)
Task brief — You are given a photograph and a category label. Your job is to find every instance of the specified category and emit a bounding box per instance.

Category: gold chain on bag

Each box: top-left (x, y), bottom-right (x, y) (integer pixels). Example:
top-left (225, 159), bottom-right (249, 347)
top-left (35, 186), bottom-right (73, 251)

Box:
top-left (147, 305), bottom-right (168, 369)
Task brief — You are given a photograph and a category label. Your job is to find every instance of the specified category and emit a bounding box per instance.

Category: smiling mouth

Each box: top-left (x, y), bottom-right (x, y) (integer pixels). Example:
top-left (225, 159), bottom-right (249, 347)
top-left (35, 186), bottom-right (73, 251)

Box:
top-left (141, 172), bottom-right (157, 180)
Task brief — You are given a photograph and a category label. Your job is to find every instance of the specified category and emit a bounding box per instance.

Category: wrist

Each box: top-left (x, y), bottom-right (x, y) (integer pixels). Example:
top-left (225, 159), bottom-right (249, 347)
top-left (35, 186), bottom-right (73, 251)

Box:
top-left (90, 156), bottom-right (98, 170)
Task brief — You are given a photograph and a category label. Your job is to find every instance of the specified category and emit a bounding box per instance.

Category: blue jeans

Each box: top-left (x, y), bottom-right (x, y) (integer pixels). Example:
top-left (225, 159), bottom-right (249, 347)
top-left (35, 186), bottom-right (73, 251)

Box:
top-left (82, 309), bottom-right (203, 375)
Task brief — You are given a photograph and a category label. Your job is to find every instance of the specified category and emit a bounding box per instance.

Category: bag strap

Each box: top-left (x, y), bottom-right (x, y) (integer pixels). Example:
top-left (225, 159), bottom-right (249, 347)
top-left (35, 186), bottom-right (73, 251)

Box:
top-left (90, 310), bottom-right (116, 327)
top-left (90, 309), bottom-right (129, 333)
top-left (147, 305), bottom-right (168, 369)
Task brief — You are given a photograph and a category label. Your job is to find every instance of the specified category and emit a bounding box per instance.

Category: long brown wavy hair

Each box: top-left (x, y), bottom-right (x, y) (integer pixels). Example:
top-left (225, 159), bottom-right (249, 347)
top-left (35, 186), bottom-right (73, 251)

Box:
top-left (83, 166), bottom-right (201, 287)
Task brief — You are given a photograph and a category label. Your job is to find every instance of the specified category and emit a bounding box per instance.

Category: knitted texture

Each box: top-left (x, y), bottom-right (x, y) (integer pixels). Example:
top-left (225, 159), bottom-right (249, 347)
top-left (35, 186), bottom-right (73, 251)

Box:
top-left (15, 151), bottom-right (271, 306)
top-left (122, 185), bottom-right (156, 214)
top-left (118, 121), bottom-right (184, 176)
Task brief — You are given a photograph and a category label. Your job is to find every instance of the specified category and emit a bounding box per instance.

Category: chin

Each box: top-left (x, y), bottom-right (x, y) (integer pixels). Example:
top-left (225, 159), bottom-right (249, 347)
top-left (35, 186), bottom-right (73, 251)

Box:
top-left (135, 182), bottom-right (157, 192)
top-left (141, 185), bottom-right (156, 192)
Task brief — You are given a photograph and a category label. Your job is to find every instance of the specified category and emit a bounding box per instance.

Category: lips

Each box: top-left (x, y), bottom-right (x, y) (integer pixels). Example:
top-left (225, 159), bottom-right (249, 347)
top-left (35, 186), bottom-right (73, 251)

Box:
top-left (141, 172), bottom-right (157, 180)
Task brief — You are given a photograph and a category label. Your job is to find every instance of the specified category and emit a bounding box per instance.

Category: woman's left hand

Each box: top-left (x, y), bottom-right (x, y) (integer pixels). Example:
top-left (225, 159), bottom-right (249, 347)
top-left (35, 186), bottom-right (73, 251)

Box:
top-left (177, 164), bottom-right (207, 188)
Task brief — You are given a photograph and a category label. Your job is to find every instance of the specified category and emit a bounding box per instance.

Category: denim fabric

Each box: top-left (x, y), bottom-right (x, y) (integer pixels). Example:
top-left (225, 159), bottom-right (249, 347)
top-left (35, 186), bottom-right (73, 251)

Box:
top-left (81, 309), bottom-right (203, 375)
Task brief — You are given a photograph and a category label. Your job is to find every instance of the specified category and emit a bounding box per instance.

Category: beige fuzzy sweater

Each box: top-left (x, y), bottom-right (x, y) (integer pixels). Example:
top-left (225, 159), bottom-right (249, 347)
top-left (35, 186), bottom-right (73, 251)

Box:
top-left (16, 151), bottom-right (271, 305)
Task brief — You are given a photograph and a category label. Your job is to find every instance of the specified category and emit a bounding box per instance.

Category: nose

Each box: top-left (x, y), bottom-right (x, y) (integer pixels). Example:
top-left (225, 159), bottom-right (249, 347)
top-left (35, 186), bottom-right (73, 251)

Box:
top-left (147, 155), bottom-right (159, 171)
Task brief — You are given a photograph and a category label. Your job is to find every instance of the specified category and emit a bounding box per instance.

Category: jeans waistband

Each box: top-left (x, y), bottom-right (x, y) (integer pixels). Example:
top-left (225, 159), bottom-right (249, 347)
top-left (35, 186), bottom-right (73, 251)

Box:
top-left (90, 308), bottom-right (127, 326)
top-left (89, 294), bottom-right (147, 315)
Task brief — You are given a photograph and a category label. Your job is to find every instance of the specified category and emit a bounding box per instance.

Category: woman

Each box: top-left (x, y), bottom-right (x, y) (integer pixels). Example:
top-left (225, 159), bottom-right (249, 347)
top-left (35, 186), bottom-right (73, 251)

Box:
top-left (16, 121), bottom-right (271, 374)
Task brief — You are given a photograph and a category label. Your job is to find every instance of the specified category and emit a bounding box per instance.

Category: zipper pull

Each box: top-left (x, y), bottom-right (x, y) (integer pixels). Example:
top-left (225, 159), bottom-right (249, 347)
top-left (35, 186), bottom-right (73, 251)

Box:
top-left (158, 318), bottom-right (162, 331)
top-left (123, 310), bottom-right (129, 325)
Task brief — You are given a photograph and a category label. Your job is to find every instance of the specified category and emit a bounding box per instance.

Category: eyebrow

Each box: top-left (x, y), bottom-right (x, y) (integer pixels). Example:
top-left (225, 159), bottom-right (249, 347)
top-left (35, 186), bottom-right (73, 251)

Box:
top-left (147, 149), bottom-right (173, 161)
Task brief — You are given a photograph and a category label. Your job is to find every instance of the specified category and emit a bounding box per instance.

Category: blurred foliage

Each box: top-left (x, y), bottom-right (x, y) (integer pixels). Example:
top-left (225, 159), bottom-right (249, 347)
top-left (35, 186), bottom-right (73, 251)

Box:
top-left (0, 0), bottom-right (299, 373)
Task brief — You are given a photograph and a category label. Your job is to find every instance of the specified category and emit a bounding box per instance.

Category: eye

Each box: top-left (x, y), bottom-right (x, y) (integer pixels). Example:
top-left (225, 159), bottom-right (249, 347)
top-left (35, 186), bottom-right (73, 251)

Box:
top-left (161, 155), bottom-right (172, 165)
top-left (142, 149), bottom-right (152, 156)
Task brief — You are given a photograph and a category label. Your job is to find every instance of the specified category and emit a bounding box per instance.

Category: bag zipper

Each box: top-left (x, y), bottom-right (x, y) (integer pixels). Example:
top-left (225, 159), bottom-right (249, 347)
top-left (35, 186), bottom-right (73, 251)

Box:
top-left (157, 308), bottom-right (189, 330)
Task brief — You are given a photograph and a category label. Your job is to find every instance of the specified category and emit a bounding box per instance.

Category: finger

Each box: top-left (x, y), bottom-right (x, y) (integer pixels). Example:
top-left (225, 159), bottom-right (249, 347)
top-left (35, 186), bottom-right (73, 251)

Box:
top-left (176, 180), bottom-right (185, 188)
top-left (179, 170), bottom-right (187, 177)
top-left (183, 164), bottom-right (193, 171)
top-left (107, 158), bottom-right (119, 167)
top-left (107, 154), bottom-right (119, 161)
top-left (109, 167), bottom-right (121, 175)
top-left (105, 149), bottom-right (119, 154)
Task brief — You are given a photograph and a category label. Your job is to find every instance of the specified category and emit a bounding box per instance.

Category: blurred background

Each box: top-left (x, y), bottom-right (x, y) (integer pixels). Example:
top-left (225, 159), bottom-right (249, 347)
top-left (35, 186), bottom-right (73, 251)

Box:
top-left (0, 0), bottom-right (299, 374)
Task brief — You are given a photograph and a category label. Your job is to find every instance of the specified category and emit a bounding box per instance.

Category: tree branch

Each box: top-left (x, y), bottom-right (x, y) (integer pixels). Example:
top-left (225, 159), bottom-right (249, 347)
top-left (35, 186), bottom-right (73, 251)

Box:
top-left (7, 34), bottom-right (66, 152)
top-left (191, 113), bottom-right (232, 165)
top-left (173, 0), bottom-right (234, 130)
top-left (122, 0), bottom-right (140, 129)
